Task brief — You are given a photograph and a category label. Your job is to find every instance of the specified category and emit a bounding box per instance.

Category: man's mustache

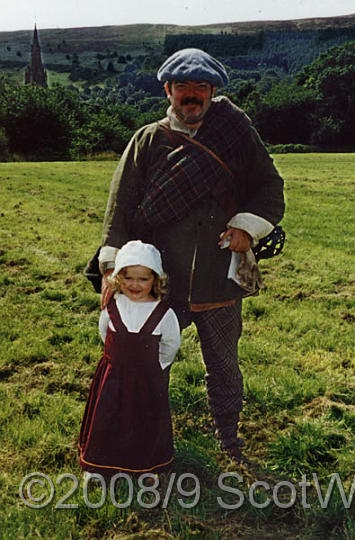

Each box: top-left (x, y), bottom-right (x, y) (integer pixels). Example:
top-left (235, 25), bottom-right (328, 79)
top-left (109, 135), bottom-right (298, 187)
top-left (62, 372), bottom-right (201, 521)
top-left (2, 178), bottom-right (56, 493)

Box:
top-left (180, 97), bottom-right (203, 106)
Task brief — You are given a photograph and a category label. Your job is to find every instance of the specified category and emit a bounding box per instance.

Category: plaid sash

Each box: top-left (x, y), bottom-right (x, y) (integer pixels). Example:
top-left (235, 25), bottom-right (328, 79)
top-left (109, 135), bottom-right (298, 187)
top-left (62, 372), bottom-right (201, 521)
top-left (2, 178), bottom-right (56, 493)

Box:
top-left (136, 141), bottom-right (235, 228)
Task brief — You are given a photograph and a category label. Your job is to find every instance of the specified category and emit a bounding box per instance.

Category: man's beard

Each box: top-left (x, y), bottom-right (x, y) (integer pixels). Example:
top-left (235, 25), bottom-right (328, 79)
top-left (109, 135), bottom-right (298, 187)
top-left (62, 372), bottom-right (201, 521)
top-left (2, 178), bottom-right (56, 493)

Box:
top-left (175, 109), bottom-right (205, 124)
top-left (174, 96), bottom-right (206, 125)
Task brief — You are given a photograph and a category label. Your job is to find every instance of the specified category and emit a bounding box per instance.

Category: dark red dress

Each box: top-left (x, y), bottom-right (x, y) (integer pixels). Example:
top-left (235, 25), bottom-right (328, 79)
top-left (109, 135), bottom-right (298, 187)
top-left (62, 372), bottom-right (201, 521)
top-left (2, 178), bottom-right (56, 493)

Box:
top-left (79, 298), bottom-right (174, 475)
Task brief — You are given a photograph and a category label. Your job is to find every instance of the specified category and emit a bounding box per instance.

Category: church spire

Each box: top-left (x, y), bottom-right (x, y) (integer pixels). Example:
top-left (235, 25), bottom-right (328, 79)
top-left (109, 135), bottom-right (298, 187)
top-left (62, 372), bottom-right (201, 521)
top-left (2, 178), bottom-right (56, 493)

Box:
top-left (25, 25), bottom-right (47, 87)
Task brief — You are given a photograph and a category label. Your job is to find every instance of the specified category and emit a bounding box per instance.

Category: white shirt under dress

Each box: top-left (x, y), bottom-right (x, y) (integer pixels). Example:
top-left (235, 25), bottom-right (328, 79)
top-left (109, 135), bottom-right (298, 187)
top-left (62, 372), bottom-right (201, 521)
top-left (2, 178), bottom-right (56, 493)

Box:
top-left (99, 294), bottom-right (181, 370)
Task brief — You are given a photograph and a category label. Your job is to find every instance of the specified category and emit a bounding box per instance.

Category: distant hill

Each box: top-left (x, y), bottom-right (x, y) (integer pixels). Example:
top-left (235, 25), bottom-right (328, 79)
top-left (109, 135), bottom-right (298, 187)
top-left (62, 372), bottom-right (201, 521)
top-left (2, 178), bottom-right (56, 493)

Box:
top-left (0, 14), bottom-right (354, 86)
top-left (1, 14), bottom-right (355, 50)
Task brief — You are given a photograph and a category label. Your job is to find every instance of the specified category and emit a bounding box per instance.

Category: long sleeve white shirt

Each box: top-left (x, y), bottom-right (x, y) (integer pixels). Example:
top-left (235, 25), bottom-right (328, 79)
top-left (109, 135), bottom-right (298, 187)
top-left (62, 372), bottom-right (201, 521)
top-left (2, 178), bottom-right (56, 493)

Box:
top-left (99, 294), bottom-right (181, 370)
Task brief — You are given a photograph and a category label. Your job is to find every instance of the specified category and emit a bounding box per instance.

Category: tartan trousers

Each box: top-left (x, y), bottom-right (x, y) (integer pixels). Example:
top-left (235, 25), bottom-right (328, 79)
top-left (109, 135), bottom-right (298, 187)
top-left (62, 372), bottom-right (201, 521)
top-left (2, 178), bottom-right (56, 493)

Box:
top-left (175, 300), bottom-right (243, 449)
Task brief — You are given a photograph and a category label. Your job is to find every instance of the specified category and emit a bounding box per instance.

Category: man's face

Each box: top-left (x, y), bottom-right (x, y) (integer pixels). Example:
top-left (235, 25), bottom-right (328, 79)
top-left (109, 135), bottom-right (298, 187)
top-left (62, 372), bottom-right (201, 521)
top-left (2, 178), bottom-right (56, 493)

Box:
top-left (164, 81), bottom-right (216, 127)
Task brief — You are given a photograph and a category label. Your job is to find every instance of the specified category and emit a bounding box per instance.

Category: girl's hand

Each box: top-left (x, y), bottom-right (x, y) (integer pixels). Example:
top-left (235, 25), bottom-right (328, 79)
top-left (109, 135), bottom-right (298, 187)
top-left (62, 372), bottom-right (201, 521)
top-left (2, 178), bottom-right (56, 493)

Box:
top-left (101, 269), bottom-right (114, 310)
top-left (218, 228), bottom-right (252, 252)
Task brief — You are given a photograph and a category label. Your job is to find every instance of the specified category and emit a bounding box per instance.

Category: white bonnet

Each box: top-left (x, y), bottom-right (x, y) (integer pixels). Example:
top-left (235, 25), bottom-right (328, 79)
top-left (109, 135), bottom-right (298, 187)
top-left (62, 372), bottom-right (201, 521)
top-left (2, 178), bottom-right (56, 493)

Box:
top-left (112, 240), bottom-right (164, 278)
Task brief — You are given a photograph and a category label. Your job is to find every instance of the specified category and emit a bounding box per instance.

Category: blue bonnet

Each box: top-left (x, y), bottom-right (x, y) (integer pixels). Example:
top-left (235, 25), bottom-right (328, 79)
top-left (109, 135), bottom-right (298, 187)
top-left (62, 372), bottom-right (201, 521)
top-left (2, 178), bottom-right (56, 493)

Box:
top-left (157, 48), bottom-right (229, 87)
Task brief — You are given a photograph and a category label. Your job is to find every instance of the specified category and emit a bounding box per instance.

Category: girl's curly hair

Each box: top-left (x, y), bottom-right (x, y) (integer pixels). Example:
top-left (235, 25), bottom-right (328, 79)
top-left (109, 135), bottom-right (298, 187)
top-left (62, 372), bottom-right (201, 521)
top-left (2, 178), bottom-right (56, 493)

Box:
top-left (108, 267), bottom-right (168, 300)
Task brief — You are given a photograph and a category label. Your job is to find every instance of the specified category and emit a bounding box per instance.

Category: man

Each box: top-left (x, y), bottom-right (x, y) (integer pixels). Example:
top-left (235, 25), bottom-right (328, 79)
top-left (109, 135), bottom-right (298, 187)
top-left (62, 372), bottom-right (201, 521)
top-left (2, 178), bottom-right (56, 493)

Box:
top-left (97, 48), bottom-right (285, 462)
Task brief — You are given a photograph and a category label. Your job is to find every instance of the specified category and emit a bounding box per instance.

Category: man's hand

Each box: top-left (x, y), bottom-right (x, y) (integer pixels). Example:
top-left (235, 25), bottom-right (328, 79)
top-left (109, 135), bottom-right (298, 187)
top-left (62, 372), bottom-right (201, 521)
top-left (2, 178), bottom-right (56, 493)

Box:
top-left (101, 268), bottom-right (114, 310)
top-left (218, 228), bottom-right (252, 252)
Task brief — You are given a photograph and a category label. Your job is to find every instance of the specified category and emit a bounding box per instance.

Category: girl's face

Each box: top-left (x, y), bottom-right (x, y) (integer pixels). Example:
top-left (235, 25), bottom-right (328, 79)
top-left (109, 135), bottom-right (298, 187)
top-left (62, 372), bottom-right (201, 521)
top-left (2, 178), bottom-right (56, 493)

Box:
top-left (119, 265), bottom-right (155, 302)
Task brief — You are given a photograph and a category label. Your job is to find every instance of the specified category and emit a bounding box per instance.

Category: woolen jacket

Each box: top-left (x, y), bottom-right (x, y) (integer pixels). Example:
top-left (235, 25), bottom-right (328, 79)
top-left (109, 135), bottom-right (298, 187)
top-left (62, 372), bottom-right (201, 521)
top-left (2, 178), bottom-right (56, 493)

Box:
top-left (101, 97), bottom-right (285, 309)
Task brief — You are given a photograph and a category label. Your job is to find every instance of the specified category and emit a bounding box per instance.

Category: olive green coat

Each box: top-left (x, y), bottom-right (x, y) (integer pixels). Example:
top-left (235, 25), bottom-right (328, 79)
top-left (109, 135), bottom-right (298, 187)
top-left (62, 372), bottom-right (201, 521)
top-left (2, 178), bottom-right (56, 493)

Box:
top-left (101, 99), bottom-right (284, 308)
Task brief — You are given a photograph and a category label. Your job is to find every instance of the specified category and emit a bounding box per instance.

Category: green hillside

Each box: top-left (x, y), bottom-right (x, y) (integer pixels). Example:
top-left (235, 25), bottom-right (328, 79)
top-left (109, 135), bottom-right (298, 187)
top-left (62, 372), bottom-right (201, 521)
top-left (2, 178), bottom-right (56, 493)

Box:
top-left (1, 14), bottom-right (354, 86)
top-left (0, 16), bottom-right (354, 159)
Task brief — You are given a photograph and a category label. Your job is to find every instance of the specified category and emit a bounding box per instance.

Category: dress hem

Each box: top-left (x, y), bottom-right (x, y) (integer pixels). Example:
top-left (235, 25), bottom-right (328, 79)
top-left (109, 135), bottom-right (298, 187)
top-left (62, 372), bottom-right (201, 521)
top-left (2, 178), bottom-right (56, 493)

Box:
top-left (78, 446), bottom-right (174, 474)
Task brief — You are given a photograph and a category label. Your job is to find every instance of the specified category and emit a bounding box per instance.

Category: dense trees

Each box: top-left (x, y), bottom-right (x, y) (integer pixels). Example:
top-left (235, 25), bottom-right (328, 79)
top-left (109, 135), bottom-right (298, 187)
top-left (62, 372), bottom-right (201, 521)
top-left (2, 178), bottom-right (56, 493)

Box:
top-left (165, 33), bottom-right (263, 57)
top-left (232, 42), bottom-right (354, 147)
top-left (0, 41), bottom-right (353, 161)
top-left (242, 81), bottom-right (317, 144)
top-left (71, 102), bottom-right (137, 157)
top-left (0, 81), bottom-right (79, 159)
top-left (0, 78), bottom-right (138, 160)
top-left (296, 42), bottom-right (355, 146)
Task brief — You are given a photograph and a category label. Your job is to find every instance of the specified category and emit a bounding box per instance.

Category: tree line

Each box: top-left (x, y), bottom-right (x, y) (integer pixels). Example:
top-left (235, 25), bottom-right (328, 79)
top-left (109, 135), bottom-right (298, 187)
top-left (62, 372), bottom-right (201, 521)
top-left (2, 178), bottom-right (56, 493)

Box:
top-left (0, 41), bottom-right (353, 161)
top-left (164, 33), bottom-right (263, 57)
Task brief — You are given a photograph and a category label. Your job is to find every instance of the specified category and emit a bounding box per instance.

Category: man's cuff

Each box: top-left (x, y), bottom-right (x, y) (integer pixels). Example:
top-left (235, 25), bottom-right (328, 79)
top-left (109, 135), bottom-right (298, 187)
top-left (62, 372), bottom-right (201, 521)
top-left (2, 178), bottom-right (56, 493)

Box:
top-left (98, 245), bottom-right (118, 274)
top-left (227, 212), bottom-right (274, 246)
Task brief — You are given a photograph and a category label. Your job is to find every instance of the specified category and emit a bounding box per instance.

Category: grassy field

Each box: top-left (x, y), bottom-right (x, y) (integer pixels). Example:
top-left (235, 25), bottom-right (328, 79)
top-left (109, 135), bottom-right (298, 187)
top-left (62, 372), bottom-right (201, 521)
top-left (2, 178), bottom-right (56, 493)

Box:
top-left (0, 155), bottom-right (354, 539)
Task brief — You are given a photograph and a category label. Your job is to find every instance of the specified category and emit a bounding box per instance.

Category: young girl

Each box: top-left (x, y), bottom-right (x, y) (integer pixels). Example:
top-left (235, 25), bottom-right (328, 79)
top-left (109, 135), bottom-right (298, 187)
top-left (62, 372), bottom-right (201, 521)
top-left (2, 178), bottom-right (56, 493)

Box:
top-left (79, 240), bottom-right (180, 476)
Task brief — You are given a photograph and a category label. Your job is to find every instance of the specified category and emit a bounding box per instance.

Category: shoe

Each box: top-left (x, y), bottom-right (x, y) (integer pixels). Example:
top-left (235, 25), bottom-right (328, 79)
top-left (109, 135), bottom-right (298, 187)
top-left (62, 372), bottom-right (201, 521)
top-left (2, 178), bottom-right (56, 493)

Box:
top-left (222, 443), bottom-right (251, 465)
top-left (140, 473), bottom-right (158, 486)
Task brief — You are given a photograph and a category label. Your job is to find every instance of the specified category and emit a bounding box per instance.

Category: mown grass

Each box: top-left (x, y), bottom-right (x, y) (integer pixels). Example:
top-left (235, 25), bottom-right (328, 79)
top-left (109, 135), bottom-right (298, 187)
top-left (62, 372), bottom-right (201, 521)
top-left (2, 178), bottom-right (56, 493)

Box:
top-left (0, 155), bottom-right (354, 539)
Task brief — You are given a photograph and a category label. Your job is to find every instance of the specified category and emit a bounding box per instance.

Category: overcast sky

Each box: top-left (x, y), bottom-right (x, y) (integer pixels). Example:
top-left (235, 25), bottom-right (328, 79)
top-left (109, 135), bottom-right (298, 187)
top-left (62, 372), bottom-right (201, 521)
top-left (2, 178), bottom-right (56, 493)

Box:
top-left (1, 0), bottom-right (354, 32)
